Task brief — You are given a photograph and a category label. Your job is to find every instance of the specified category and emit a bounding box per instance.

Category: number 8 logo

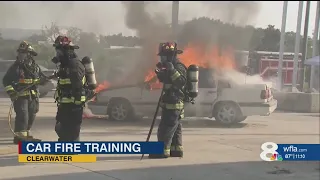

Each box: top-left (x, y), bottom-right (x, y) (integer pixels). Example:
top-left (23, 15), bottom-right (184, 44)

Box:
top-left (260, 142), bottom-right (278, 161)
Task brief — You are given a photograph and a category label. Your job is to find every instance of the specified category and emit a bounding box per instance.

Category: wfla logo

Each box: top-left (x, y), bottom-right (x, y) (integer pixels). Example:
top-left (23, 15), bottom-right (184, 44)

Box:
top-left (260, 142), bottom-right (283, 161)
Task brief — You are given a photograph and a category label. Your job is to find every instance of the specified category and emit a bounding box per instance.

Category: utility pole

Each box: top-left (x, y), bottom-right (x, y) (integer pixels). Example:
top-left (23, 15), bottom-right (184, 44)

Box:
top-left (292, 1), bottom-right (304, 89)
top-left (172, 1), bottom-right (179, 42)
top-left (299, 1), bottom-right (311, 91)
top-left (310, 1), bottom-right (320, 90)
top-left (277, 1), bottom-right (288, 91)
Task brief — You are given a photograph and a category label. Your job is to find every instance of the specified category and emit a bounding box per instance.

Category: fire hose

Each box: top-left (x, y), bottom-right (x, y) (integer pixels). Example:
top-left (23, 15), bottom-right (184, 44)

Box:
top-left (8, 83), bottom-right (39, 137)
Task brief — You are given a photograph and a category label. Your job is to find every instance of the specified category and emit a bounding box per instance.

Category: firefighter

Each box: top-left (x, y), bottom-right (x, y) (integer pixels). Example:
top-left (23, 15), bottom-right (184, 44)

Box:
top-left (149, 42), bottom-right (187, 158)
top-left (52, 35), bottom-right (87, 141)
top-left (3, 41), bottom-right (49, 144)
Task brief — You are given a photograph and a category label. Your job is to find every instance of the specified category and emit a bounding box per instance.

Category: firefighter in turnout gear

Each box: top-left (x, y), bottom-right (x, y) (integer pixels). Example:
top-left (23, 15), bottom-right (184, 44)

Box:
top-left (149, 42), bottom-right (187, 159)
top-left (52, 35), bottom-right (87, 141)
top-left (3, 41), bottom-right (49, 144)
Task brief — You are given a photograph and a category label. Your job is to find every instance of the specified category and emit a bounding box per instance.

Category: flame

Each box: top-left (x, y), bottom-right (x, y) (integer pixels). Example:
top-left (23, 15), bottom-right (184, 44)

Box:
top-left (95, 81), bottom-right (110, 93)
top-left (95, 44), bottom-right (237, 92)
top-left (143, 44), bottom-right (236, 89)
top-left (179, 44), bottom-right (236, 69)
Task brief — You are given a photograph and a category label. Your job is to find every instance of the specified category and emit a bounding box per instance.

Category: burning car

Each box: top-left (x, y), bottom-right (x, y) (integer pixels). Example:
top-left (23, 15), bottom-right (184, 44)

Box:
top-left (90, 45), bottom-right (277, 125)
top-left (91, 66), bottom-right (277, 125)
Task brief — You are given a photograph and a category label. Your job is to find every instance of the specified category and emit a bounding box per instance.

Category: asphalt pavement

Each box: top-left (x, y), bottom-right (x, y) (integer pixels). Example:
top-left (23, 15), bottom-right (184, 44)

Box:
top-left (0, 96), bottom-right (319, 180)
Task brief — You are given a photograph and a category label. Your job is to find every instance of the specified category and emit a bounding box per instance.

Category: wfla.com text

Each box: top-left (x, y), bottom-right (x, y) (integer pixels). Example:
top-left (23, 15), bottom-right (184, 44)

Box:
top-left (283, 145), bottom-right (307, 153)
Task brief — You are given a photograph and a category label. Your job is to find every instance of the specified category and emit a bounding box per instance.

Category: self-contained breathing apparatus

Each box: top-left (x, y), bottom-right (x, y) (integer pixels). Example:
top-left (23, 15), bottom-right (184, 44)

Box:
top-left (51, 56), bottom-right (98, 102)
top-left (184, 64), bottom-right (199, 104)
top-left (81, 56), bottom-right (97, 90)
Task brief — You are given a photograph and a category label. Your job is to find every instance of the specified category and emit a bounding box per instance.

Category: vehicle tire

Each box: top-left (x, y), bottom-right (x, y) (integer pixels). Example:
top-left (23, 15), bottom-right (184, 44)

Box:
top-left (235, 116), bottom-right (247, 123)
top-left (39, 91), bottom-right (49, 98)
top-left (214, 102), bottom-right (242, 125)
top-left (107, 99), bottom-right (134, 121)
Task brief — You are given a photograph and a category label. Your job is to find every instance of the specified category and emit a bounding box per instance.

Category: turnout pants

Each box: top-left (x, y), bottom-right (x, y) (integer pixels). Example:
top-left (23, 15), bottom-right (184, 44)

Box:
top-left (13, 97), bottom-right (39, 136)
top-left (157, 108), bottom-right (183, 156)
top-left (55, 104), bottom-right (83, 141)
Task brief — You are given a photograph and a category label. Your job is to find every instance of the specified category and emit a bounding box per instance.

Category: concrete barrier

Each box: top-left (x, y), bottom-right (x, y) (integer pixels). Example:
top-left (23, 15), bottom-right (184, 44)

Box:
top-left (273, 92), bottom-right (320, 113)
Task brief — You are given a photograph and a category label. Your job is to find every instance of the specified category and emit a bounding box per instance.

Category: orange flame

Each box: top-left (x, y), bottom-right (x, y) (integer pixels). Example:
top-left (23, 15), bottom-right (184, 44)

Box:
top-left (95, 81), bottom-right (110, 93)
top-left (95, 44), bottom-right (237, 92)
top-left (179, 44), bottom-right (236, 69)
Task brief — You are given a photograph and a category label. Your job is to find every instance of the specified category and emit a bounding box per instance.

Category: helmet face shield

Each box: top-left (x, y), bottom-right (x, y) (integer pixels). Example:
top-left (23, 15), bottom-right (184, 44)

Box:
top-left (55, 48), bottom-right (64, 57)
top-left (17, 52), bottom-right (28, 62)
top-left (159, 56), bottom-right (168, 63)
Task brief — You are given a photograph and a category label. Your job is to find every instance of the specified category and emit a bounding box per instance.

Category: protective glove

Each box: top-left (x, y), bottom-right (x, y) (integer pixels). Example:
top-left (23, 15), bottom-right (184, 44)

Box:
top-left (8, 91), bottom-right (18, 101)
top-left (165, 62), bottom-right (174, 71)
top-left (86, 90), bottom-right (96, 102)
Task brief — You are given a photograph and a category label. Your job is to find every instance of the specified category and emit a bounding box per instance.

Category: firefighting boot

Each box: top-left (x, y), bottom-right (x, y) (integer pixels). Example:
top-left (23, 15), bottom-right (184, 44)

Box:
top-left (170, 151), bottom-right (183, 157)
top-left (148, 154), bottom-right (170, 159)
top-left (13, 136), bottom-right (28, 145)
top-left (27, 130), bottom-right (42, 142)
top-left (148, 149), bottom-right (170, 159)
top-left (170, 146), bottom-right (183, 157)
top-left (13, 132), bottom-right (29, 144)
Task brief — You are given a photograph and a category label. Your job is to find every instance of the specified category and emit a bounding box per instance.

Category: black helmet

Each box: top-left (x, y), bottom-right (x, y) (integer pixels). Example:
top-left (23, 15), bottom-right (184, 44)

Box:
top-left (157, 42), bottom-right (183, 56)
top-left (53, 35), bottom-right (79, 49)
top-left (17, 41), bottom-right (38, 56)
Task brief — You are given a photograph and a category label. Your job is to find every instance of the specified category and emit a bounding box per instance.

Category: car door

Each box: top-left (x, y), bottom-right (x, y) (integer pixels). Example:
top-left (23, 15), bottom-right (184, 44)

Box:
top-left (138, 83), bottom-right (162, 117)
top-left (185, 68), bottom-right (217, 117)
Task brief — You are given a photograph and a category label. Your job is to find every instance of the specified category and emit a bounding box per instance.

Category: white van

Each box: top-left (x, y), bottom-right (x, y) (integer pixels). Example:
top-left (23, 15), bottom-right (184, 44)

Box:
top-left (92, 68), bottom-right (277, 125)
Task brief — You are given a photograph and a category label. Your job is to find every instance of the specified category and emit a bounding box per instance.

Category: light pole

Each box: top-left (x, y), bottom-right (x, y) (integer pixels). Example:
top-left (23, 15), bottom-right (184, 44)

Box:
top-left (299, 1), bottom-right (311, 91)
top-left (277, 1), bottom-right (288, 90)
top-left (292, 1), bottom-right (304, 89)
top-left (310, 1), bottom-right (320, 90)
top-left (172, 1), bottom-right (179, 42)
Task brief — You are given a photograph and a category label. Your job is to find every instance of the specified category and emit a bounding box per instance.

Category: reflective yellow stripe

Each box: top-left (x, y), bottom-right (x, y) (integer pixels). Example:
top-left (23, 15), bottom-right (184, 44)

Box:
top-left (176, 146), bottom-right (183, 151)
top-left (164, 149), bottom-right (170, 155)
top-left (180, 109), bottom-right (185, 119)
top-left (5, 85), bottom-right (14, 92)
top-left (164, 84), bottom-right (172, 90)
top-left (82, 76), bottom-right (86, 84)
top-left (59, 96), bottom-right (86, 104)
top-left (33, 79), bottom-right (40, 84)
top-left (58, 77), bottom-right (86, 85)
top-left (18, 90), bottom-right (37, 96)
top-left (14, 131), bottom-right (27, 137)
top-left (171, 71), bottom-right (181, 81)
top-left (171, 146), bottom-right (183, 151)
top-left (160, 102), bottom-right (184, 110)
top-left (56, 76), bottom-right (86, 104)
top-left (58, 78), bottom-right (71, 85)
top-left (18, 79), bottom-right (40, 84)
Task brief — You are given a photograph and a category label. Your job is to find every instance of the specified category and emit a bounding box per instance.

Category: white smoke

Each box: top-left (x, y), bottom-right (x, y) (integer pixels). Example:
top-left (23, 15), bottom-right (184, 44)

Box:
top-left (218, 69), bottom-right (279, 89)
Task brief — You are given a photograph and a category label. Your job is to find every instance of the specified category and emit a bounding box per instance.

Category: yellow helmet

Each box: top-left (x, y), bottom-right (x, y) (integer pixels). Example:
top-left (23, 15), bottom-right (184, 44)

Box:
top-left (17, 41), bottom-right (38, 56)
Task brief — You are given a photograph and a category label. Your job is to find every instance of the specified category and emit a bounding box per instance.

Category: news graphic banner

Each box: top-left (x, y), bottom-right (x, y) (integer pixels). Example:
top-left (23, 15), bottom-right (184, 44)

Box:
top-left (260, 142), bottom-right (320, 161)
top-left (18, 141), bottom-right (164, 163)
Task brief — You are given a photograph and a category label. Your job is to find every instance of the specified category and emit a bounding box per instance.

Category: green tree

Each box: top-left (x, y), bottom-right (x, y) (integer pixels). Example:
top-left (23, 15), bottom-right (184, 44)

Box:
top-left (42, 22), bottom-right (60, 43)
top-left (258, 25), bottom-right (281, 51)
top-left (66, 27), bottom-right (82, 44)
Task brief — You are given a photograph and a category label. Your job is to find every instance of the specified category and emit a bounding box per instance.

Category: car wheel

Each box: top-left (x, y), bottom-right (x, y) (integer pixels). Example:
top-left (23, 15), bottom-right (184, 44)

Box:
top-left (107, 99), bottom-right (134, 121)
top-left (214, 103), bottom-right (242, 125)
top-left (39, 91), bottom-right (49, 98)
top-left (235, 116), bottom-right (247, 123)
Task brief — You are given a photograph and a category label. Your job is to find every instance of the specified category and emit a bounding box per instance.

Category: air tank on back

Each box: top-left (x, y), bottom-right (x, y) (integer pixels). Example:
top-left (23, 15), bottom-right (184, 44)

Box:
top-left (187, 64), bottom-right (199, 98)
top-left (81, 56), bottom-right (97, 90)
